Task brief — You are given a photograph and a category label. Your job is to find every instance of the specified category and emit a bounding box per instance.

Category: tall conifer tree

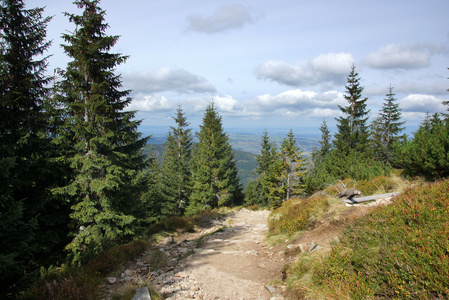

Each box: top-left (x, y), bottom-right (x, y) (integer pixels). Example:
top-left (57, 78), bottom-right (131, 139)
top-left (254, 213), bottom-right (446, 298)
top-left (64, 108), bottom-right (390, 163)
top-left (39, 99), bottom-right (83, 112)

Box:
top-left (0, 0), bottom-right (59, 293)
top-left (57, 0), bottom-right (148, 262)
top-left (245, 129), bottom-right (277, 206)
top-left (334, 64), bottom-right (370, 153)
top-left (278, 129), bottom-right (307, 202)
top-left (160, 106), bottom-right (192, 217)
top-left (379, 85), bottom-right (405, 164)
top-left (187, 103), bottom-right (243, 215)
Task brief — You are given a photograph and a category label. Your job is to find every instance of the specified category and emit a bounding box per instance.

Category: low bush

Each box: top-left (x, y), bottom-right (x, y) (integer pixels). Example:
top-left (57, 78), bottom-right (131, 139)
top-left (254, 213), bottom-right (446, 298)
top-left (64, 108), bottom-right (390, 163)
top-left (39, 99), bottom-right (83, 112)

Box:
top-left (268, 195), bottom-right (329, 236)
top-left (305, 179), bottom-right (449, 299)
top-left (30, 266), bottom-right (100, 300)
top-left (86, 238), bottom-right (148, 275)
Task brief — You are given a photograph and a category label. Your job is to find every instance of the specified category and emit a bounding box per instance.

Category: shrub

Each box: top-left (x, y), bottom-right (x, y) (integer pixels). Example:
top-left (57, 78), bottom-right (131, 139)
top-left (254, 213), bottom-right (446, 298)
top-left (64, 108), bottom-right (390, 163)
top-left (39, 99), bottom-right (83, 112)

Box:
top-left (86, 238), bottom-right (148, 275)
top-left (268, 196), bottom-right (329, 236)
top-left (31, 266), bottom-right (100, 300)
top-left (309, 180), bottom-right (449, 299)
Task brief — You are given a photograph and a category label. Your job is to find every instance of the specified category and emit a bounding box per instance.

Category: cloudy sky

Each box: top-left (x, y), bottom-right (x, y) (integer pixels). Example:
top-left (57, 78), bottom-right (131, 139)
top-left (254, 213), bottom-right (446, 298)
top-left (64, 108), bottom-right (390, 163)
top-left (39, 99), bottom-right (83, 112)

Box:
top-left (28, 0), bottom-right (449, 135)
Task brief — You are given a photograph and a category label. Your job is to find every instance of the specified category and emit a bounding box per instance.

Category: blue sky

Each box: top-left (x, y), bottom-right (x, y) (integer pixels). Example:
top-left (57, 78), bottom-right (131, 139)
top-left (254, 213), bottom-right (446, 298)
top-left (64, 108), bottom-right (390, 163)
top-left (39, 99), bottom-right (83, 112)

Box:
top-left (28, 0), bottom-right (449, 135)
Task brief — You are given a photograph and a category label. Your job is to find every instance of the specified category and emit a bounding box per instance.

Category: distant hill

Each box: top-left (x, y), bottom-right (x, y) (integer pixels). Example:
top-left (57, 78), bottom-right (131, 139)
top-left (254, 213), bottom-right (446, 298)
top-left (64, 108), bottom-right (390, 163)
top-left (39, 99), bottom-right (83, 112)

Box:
top-left (143, 143), bottom-right (258, 189)
top-left (143, 132), bottom-right (318, 189)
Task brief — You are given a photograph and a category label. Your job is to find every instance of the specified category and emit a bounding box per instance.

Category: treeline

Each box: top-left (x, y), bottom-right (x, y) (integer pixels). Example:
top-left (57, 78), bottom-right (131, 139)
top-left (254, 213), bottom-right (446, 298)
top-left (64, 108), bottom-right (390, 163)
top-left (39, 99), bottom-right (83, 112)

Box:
top-left (1, 0), bottom-right (448, 297)
top-left (0, 1), bottom-right (245, 296)
top-left (245, 65), bottom-right (449, 206)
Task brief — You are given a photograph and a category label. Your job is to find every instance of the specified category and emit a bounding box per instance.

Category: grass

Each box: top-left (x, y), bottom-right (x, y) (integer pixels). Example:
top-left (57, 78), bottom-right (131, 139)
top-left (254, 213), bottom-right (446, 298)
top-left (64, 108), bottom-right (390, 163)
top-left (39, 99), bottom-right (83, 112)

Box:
top-left (288, 178), bottom-right (449, 299)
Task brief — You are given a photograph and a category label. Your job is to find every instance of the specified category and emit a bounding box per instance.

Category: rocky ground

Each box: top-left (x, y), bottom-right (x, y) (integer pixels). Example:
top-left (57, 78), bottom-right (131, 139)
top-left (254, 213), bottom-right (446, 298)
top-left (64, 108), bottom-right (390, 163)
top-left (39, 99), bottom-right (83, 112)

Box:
top-left (100, 208), bottom-right (288, 300)
top-left (100, 196), bottom-right (395, 299)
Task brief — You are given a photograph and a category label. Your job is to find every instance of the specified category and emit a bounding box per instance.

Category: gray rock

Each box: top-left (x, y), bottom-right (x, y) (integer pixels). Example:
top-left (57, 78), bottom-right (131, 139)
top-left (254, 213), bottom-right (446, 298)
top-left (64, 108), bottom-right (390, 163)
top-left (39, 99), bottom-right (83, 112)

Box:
top-left (107, 277), bottom-right (117, 284)
top-left (167, 258), bottom-right (178, 267)
top-left (308, 242), bottom-right (316, 252)
top-left (310, 245), bottom-right (323, 253)
top-left (132, 286), bottom-right (152, 300)
top-left (265, 285), bottom-right (276, 294)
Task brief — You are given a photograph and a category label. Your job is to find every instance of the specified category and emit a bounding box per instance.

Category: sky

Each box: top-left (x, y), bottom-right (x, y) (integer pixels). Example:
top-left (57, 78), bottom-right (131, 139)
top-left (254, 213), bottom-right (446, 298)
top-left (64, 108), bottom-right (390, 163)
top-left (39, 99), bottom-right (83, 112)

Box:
top-left (28, 0), bottom-right (449, 136)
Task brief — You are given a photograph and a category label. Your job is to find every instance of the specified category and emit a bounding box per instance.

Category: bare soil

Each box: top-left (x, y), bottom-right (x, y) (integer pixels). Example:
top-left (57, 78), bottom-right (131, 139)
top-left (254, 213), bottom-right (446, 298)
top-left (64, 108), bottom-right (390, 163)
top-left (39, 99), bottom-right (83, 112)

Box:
top-left (102, 199), bottom-right (391, 299)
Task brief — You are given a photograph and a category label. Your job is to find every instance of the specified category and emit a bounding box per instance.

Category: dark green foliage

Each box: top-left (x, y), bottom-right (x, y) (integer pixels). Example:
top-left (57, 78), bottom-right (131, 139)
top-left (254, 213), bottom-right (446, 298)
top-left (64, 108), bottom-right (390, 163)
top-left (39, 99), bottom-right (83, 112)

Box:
top-left (187, 103), bottom-right (243, 215)
top-left (370, 85), bottom-right (405, 164)
top-left (397, 113), bottom-right (449, 180)
top-left (317, 119), bottom-right (331, 160)
top-left (245, 129), bottom-right (277, 206)
top-left (138, 148), bottom-right (162, 227)
top-left (263, 130), bottom-right (308, 206)
top-left (56, 0), bottom-right (149, 263)
top-left (305, 149), bottom-right (391, 194)
top-left (313, 180), bottom-right (449, 299)
top-left (160, 106), bottom-right (193, 217)
top-left (278, 129), bottom-right (308, 201)
top-left (334, 64), bottom-right (370, 154)
top-left (0, 0), bottom-right (69, 295)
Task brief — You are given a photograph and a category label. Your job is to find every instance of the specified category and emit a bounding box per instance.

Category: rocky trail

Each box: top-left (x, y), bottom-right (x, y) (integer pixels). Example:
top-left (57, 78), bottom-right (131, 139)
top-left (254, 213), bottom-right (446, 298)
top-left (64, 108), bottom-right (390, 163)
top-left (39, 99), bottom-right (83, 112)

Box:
top-left (100, 209), bottom-right (289, 299)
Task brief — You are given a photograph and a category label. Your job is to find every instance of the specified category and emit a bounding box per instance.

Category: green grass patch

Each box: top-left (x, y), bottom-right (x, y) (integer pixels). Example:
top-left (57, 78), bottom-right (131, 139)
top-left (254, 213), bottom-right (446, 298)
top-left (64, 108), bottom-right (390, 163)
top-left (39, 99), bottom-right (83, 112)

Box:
top-left (268, 195), bottom-right (330, 236)
top-left (297, 179), bottom-right (449, 299)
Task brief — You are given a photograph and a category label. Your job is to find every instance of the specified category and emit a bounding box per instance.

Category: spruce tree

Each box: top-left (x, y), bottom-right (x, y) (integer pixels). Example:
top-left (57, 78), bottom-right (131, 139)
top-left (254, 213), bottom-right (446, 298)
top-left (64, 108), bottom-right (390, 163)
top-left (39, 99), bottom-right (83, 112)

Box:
top-left (256, 129), bottom-right (277, 175)
top-left (334, 64), bottom-right (370, 153)
top-left (139, 148), bottom-right (162, 225)
top-left (245, 129), bottom-right (277, 206)
top-left (379, 85), bottom-right (405, 164)
top-left (187, 103), bottom-right (243, 215)
top-left (316, 119), bottom-right (331, 161)
top-left (57, 0), bottom-right (149, 263)
top-left (278, 129), bottom-right (308, 202)
top-left (0, 0), bottom-right (61, 294)
top-left (160, 106), bottom-right (193, 217)
top-left (397, 113), bottom-right (449, 179)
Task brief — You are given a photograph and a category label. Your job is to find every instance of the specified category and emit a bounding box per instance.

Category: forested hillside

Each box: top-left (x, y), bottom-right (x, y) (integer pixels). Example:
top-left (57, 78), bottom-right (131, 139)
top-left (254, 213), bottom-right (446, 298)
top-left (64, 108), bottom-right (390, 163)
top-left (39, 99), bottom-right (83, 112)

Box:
top-left (1, 0), bottom-right (448, 298)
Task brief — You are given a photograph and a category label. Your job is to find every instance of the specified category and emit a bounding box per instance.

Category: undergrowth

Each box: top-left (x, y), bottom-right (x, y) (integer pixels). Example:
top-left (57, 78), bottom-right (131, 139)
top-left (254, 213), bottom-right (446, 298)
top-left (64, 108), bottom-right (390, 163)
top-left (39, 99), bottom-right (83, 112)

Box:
top-left (28, 208), bottom-right (231, 299)
top-left (292, 179), bottom-right (449, 299)
top-left (268, 194), bottom-right (331, 237)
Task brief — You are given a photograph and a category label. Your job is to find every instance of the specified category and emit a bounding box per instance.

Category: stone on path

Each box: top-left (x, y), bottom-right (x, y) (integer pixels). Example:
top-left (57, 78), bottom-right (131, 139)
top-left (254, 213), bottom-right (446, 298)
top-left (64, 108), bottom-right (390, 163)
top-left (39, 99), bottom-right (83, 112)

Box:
top-left (132, 287), bottom-right (151, 300)
top-left (107, 277), bottom-right (117, 284)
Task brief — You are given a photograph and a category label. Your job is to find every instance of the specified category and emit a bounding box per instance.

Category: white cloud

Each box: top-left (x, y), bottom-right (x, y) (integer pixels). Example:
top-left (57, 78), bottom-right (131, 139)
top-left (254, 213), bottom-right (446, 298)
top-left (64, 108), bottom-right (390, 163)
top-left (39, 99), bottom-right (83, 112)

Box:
top-left (363, 44), bottom-right (433, 69)
top-left (213, 95), bottom-right (245, 113)
top-left (186, 4), bottom-right (260, 34)
top-left (400, 94), bottom-right (446, 113)
top-left (127, 94), bottom-right (173, 112)
top-left (123, 66), bottom-right (216, 94)
top-left (256, 53), bottom-right (354, 87)
top-left (251, 89), bottom-right (345, 118)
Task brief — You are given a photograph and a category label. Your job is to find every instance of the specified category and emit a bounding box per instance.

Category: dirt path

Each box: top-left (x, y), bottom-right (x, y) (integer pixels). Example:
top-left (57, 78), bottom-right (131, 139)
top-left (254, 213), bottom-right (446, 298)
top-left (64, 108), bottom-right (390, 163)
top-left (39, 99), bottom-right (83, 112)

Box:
top-left (151, 209), bottom-right (286, 300)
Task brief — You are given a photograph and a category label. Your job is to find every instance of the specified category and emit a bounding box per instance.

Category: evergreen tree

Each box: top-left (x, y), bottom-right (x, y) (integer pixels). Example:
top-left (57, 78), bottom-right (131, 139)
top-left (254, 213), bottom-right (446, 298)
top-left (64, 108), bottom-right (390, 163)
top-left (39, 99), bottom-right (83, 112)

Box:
top-left (245, 129), bottom-right (277, 206)
top-left (264, 130), bottom-right (308, 206)
top-left (369, 116), bottom-right (385, 161)
top-left (57, 0), bottom-right (149, 263)
top-left (311, 119), bottom-right (332, 163)
top-left (278, 129), bottom-right (308, 202)
top-left (318, 119), bottom-right (332, 159)
top-left (256, 128), bottom-right (277, 175)
top-left (0, 0), bottom-right (62, 294)
top-left (139, 148), bottom-right (162, 225)
top-left (397, 113), bottom-right (449, 179)
top-left (334, 64), bottom-right (370, 153)
top-left (379, 85), bottom-right (405, 164)
top-left (306, 120), bottom-right (333, 194)
top-left (187, 103), bottom-right (243, 215)
top-left (160, 106), bottom-right (192, 217)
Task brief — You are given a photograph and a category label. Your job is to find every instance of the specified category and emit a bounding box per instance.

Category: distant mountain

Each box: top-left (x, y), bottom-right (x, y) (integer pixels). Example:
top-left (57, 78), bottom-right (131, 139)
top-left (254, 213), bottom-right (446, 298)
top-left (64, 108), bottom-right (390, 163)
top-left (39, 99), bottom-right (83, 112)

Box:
top-left (143, 143), bottom-right (257, 189)
top-left (143, 132), bottom-right (319, 189)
